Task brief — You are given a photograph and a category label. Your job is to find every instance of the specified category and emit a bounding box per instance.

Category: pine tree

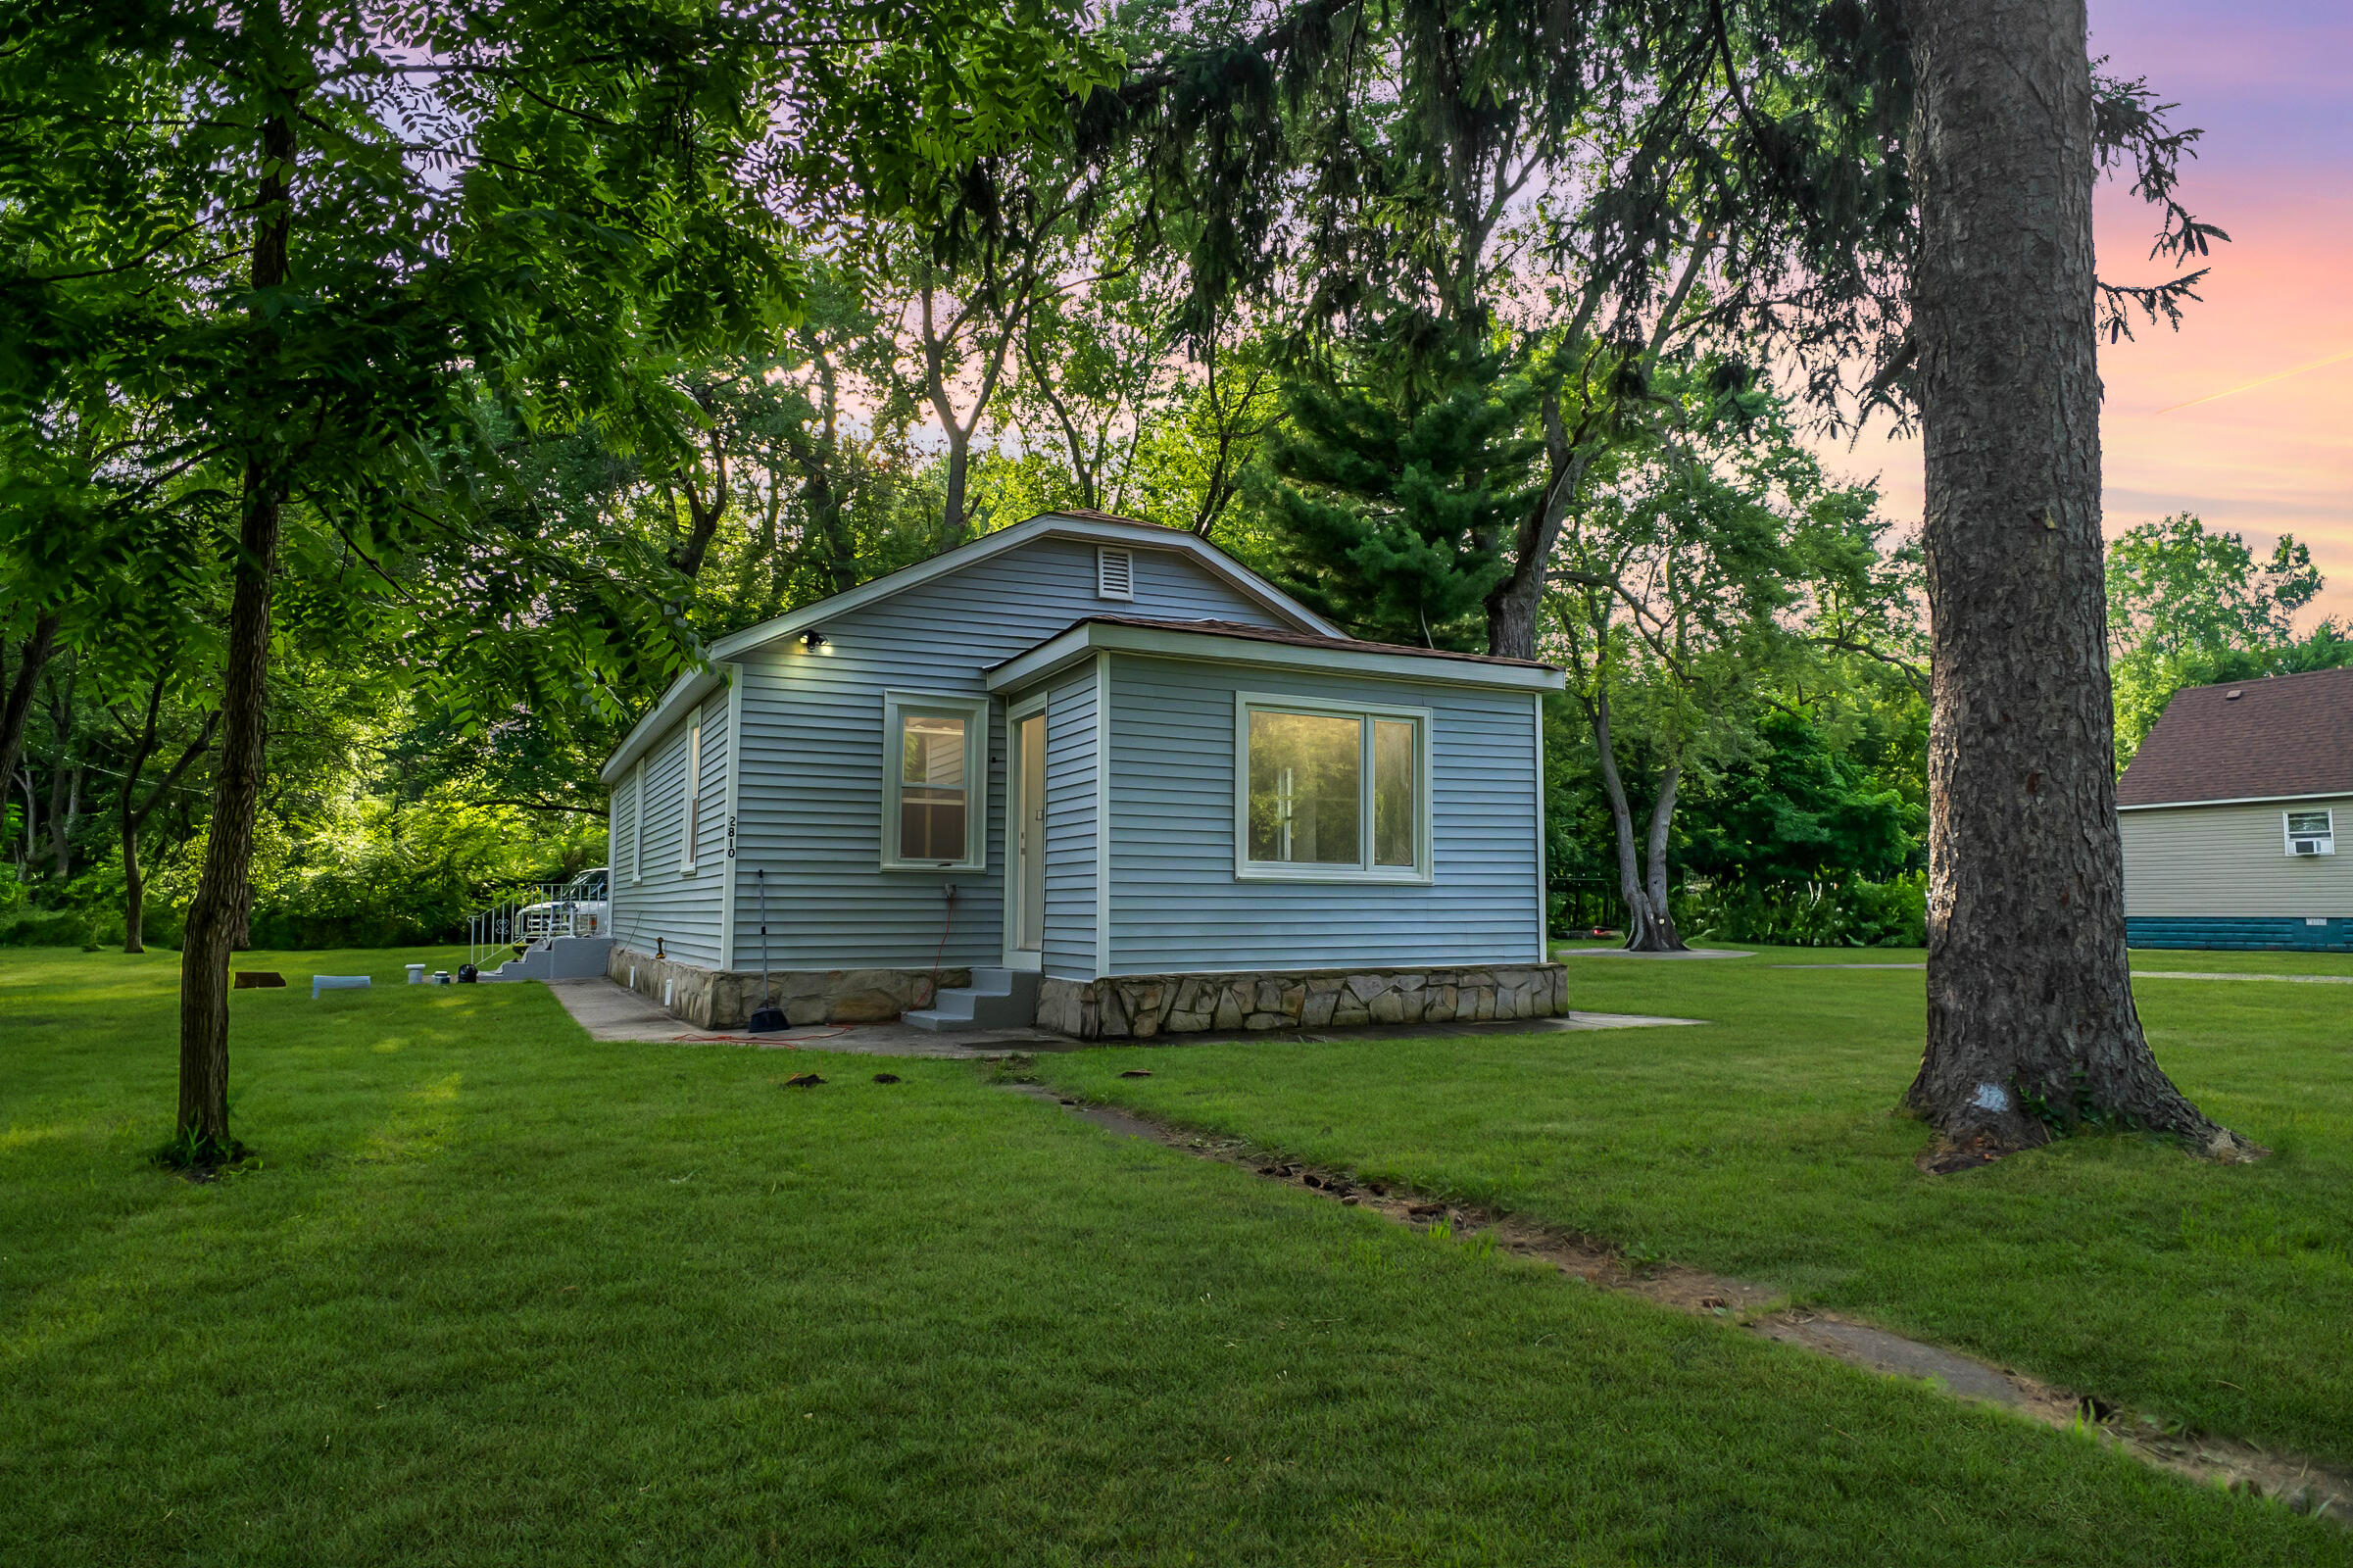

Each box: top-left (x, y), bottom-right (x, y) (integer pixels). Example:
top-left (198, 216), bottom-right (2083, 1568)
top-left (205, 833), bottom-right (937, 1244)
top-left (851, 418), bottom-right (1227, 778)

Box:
top-left (1258, 345), bottom-right (1540, 650)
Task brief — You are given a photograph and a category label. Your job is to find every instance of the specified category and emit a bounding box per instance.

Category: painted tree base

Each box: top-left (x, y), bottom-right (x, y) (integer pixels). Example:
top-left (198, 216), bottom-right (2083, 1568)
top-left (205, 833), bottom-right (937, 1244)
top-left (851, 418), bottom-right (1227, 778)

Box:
top-left (1912, 1122), bottom-right (2268, 1174)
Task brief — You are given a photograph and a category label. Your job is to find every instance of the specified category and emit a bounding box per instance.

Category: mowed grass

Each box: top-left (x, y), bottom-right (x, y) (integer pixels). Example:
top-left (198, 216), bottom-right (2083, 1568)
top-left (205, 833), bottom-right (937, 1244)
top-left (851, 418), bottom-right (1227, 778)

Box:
top-left (4, 952), bottom-right (2346, 1564)
top-left (1038, 946), bottom-right (2353, 1472)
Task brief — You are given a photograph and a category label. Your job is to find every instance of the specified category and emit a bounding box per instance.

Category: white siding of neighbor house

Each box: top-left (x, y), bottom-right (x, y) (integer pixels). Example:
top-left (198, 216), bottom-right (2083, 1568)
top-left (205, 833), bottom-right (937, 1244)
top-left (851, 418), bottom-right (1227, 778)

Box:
top-left (607, 691), bottom-right (729, 965)
top-left (1040, 665), bottom-right (1100, 980)
top-left (726, 534), bottom-right (1289, 970)
top-left (1102, 655), bottom-right (1545, 974)
top-left (2121, 798), bottom-right (2353, 917)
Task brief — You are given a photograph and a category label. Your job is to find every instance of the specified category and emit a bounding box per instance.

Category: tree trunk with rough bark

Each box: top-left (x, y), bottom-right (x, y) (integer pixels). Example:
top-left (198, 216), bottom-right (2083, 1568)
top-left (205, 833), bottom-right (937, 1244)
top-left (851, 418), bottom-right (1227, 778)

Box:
top-left (176, 108), bottom-right (293, 1160)
top-left (1588, 688), bottom-right (1687, 952)
top-left (0, 612), bottom-right (60, 826)
top-left (1898, 0), bottom-right (2256, 1160)
top-left (123, 819), bottom-right (147, 955)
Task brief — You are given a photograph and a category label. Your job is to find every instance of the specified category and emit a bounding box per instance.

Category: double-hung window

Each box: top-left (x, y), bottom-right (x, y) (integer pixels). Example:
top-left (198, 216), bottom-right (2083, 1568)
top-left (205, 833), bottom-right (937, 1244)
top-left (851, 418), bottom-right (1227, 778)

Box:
top-left (1236, 694), bottom-right (1430, 881)
top-left (680, 717), bottom-right (704, 871)
top-left (631, 760), bottom-right (646, 882)
top-left (882, 692), bottom-right (988, 870)
top-left (2285, 808), bottom-right (2335, 858)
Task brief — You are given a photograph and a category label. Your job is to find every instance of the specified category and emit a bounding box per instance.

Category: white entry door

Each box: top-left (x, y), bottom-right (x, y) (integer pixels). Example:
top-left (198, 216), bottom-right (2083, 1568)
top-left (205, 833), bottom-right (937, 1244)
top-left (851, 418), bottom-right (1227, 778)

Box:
top-left (1013, 711), bottom-right (1048, 963)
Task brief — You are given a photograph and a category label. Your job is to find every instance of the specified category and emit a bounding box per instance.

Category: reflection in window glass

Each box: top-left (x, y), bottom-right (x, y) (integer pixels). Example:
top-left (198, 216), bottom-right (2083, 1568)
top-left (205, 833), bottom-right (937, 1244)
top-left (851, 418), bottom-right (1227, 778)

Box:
top-left (2287, 810), bottom-right (2332, 837)
top-left (1373, 719), bottom-right (1416, 866)
top-left (1248, 710), bottom-right (1361, 863)
top-left (899, 713), bottom-right (968, 860)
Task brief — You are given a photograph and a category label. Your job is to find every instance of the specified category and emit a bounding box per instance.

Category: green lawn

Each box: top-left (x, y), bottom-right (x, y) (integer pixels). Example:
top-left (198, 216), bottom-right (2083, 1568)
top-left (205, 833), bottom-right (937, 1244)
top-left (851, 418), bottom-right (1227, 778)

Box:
top-left (4, 950), bottom-right (2345, 1563)
top-left (1039, 945), bottom-right (2353, 1475)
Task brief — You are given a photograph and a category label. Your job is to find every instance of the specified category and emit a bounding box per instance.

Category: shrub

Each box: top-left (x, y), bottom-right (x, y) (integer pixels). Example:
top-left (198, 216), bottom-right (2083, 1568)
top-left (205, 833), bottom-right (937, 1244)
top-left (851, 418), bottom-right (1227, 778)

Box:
top-left (1679, 873), bottom-right (1927, 948)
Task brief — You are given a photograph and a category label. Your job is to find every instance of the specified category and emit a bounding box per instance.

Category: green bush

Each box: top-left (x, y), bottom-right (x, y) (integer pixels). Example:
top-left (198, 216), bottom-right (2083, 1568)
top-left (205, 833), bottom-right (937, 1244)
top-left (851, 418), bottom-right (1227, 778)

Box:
top-left (1679, 873), bottom-right (1927, 948)
top-left (0, 907), bottom-right (110, 949)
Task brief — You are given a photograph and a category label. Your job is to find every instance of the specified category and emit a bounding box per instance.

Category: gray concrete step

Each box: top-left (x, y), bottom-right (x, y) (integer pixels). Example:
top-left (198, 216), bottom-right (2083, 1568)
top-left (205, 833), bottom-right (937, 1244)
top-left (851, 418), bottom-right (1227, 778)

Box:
top-left (906, 967), bottom-right (1040, 1032)
top-left (480, 935), bottom-right (614, 983)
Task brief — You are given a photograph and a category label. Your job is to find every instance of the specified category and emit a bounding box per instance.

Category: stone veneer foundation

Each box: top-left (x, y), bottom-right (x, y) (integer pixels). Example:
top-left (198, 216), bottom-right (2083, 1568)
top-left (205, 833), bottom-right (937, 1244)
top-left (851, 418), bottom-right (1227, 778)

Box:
top-left (608, 945), bottom-right (969, 1029)
top-left (1035, 962), bottom-right (1569, 1041)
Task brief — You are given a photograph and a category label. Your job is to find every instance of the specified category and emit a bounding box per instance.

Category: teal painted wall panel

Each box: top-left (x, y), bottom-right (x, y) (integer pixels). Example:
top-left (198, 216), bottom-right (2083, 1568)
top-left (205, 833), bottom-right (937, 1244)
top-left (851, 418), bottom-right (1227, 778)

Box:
top-left (2127, 916), bottom-right (2353, 952)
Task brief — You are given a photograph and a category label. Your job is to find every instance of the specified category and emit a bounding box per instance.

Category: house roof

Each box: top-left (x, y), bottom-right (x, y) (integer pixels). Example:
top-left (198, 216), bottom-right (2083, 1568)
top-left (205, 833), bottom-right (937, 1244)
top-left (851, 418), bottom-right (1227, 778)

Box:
top-left (599, 513), bottom-right (1344, 783)
top-left (2116, 665), bottom-right (2353, 808)
top-left (708, 513), bottom-right (1340, 662)
top-left (984, 615), bottom-right (1567, 695)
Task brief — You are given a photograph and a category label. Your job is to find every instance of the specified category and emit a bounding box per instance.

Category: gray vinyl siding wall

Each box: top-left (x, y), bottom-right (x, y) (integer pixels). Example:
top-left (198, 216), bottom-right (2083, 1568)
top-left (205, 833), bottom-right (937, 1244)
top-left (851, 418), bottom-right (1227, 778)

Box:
top-left (1040, 666), bottom-right (1100, 980)
top-left (2121, 799), bottom-right (2353, 916)
top-left (1103, 655), bottom-right (1544, 974)
top-left (609, 692), bottom-right (729, 965)
top-left (729, 535), bottom-right (1286, 969)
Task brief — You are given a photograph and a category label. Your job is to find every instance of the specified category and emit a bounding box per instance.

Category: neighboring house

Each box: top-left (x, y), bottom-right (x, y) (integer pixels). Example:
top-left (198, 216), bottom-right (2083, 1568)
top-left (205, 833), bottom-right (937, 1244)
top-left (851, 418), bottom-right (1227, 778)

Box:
top-left (598, 511), bottom-right (1570, 1036)
top-left (2118, 665), bottom-right (2353, 952)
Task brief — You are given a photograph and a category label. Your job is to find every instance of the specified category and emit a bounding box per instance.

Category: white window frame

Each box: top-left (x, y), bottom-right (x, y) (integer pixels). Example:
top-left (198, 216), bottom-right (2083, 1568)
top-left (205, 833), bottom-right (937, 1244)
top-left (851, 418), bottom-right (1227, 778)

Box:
top-left (881, 690), bottom-right (989, 872)
top-left (679, 715), bottom-right (704, 872)
top-left (2284, 808), bottom-right (2335, 858)
top-left (631, 760), bottom-right (646, 882)
top-left (1233, 691), bottom-right (1433, 884)
top-left (1096, 546), bottom-right (1135, 601)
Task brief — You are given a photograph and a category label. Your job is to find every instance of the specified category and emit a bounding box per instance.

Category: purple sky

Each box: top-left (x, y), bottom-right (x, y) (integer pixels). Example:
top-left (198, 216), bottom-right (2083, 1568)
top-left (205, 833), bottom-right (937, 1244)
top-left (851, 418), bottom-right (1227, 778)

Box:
top-left (1826, 1), bottom-right (2353, 619)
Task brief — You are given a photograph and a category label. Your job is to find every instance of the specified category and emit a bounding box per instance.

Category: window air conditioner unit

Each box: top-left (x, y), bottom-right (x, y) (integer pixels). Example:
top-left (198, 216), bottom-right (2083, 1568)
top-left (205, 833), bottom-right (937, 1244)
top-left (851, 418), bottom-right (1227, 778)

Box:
top-left (2293, 839), bottom-right (2327, 858)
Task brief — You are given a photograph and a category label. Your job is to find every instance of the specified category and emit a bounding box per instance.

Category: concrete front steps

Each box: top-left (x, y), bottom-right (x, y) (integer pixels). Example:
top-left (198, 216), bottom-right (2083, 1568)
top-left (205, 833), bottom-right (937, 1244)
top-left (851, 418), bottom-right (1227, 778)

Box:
top-left (479, 935), bottom-right (615, 982)
top-left (905, 967), bottom-right (1042, 1031)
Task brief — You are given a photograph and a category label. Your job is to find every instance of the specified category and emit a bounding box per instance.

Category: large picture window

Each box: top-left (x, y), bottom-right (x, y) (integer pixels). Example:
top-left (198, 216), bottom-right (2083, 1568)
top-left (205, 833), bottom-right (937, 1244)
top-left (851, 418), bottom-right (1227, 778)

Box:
top-left (1237, 695), bottom-right (1430, 881)
top-left (882, 692), bottom-right (988, 870)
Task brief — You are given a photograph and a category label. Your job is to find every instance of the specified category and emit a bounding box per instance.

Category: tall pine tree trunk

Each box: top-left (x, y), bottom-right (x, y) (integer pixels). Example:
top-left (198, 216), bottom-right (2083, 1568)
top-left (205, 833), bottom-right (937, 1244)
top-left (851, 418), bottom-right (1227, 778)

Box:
top-left (1898, 0), bottom-right (2255, 1159)
top-left (176, 108), bottom-right (292, 1158)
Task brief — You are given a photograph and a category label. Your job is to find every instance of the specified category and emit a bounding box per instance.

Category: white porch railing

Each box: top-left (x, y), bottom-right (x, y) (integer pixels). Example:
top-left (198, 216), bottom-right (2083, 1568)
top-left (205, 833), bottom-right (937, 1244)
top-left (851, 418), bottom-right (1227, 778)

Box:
top-left (467, 883), bottom-right (609, 970)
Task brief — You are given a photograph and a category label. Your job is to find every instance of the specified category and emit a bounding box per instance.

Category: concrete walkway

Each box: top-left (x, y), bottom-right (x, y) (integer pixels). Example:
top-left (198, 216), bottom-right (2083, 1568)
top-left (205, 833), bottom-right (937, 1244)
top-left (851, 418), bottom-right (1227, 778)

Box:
top-left (547, 977), bottom-right (1699, 1056)
top-left (2133, 969), bottom-right (2353, 985)
top-left (1764, 963), bottom-right (2353, 985)
top-left (547, 978), bottom-right (1063, 1056)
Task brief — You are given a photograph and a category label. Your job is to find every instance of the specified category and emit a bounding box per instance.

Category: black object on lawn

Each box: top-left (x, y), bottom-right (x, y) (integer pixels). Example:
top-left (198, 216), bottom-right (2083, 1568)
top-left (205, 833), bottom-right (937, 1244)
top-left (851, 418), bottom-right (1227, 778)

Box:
top-left (746, 867), bottom-right (788, 1033)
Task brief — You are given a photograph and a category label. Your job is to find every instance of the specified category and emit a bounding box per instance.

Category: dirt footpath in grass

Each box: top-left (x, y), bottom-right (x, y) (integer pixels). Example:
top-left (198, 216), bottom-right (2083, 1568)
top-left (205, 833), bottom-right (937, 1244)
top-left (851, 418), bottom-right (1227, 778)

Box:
top-left (1007, 1077), bottom-right (2353, 1526)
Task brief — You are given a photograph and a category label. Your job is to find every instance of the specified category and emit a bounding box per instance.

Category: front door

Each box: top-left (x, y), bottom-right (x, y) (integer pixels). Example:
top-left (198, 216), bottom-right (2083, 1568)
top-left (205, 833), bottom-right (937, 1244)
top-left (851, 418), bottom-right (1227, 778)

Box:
top-left (1015, 712), bottom-right (1048, 959)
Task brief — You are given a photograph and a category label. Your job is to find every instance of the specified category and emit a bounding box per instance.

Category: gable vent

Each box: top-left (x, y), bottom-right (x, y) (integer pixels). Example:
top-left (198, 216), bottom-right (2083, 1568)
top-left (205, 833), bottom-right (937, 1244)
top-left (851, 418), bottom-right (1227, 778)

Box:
top-left (1097, 546), bottom-right (1135, 601)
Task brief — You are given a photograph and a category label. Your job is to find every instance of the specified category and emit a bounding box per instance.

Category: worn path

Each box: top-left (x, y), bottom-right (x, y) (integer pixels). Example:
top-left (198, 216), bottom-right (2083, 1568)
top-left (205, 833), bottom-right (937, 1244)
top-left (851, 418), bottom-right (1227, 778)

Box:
top-left (1004, 1081), bottom-right (2352, 1525)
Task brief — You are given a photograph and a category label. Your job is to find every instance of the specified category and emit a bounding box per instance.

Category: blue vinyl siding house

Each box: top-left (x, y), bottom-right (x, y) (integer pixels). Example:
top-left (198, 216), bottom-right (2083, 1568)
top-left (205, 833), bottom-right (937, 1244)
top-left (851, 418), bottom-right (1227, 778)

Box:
top-left (599, 512), bottom-right (1569, 1036)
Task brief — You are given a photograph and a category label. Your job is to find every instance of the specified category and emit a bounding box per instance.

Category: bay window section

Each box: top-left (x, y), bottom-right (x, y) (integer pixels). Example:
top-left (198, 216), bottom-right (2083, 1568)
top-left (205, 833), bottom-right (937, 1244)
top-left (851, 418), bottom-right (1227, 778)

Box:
top-left (882, 692), bottom-right (987, 870)
top-left (1239, 696), bottom-right (1429, 880)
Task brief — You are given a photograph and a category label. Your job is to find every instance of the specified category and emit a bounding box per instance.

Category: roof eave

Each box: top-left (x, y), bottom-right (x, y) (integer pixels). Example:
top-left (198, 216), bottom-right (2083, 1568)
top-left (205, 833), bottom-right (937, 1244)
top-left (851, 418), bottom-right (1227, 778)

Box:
top-left (599, 665), bottom-right (728, 785)
top-left (987, 620), bottom-right (1569, 694)
top-left (2118, 787), bottom-right (2353, 811)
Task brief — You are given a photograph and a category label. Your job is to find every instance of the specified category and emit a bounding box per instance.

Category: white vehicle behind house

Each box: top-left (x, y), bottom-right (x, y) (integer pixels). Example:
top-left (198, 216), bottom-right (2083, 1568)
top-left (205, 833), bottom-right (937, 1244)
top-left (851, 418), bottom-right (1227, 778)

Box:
top-left (517, 867), bottom-right (611, 943)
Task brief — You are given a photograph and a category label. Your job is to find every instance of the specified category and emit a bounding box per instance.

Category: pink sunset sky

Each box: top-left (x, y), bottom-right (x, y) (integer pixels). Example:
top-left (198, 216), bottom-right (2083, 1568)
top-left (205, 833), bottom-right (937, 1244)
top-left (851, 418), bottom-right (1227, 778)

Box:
top-left (1826, 1), bottom-right (2353, 620)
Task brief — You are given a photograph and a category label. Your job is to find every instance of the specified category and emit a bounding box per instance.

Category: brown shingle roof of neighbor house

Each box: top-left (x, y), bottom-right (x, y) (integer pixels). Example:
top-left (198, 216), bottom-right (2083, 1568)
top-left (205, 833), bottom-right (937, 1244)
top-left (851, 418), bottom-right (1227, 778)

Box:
top-left (1004, 614), bottom-right (1562, 672)
top-left (2116, 665), bottom-right (2353, 808)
